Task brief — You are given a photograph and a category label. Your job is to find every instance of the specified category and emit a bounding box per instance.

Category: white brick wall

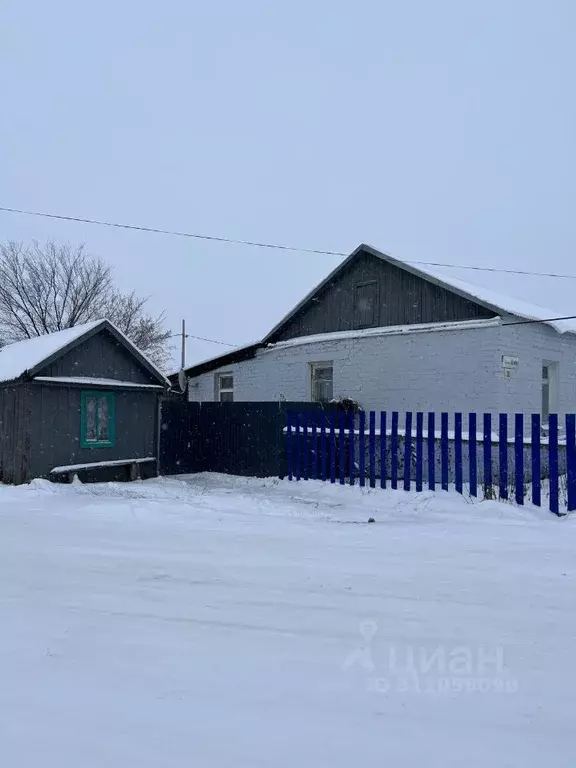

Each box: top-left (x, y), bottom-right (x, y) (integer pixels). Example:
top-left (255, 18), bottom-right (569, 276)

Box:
top-left (188, 321), bottom-right (576, 421)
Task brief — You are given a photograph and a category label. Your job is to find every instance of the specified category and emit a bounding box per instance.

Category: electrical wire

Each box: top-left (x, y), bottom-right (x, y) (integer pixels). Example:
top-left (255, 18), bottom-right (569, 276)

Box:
top-left (2, 204), bottom-right (576, 280)
top-left (169, 332), bottom-right (237, 347)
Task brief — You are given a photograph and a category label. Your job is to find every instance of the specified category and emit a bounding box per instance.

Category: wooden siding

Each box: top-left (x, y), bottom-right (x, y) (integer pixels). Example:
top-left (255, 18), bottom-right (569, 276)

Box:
top-left (26, 382), bottom-right (159, 481)
top-left (269, 250), bottom-right (496, 343)
top-left (38, 328), bottom-right (159, 385)
top-left (0, 384), bottom-right (31, 484)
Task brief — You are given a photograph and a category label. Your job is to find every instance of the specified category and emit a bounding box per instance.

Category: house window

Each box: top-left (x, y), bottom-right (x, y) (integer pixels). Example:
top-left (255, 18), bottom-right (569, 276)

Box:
top-left (354, 281), bottom-right (379, 329)
top-left (311, 363), bottom-right (333, 403)
top-left (217, 373), bottom-right (234, 402)
top-left (80, 391), bottom-right (115, 448)
top-left (542, 362), bottom-right (559, 423)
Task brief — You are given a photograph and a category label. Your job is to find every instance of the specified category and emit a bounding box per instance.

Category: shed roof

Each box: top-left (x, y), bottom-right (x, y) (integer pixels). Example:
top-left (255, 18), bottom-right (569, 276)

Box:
top-left (0, 319), bottom-right (170, 386)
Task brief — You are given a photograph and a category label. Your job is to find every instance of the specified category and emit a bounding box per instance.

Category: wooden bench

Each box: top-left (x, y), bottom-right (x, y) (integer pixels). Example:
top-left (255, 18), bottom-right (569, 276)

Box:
top-left (50, 457), bottom-right (156, 484)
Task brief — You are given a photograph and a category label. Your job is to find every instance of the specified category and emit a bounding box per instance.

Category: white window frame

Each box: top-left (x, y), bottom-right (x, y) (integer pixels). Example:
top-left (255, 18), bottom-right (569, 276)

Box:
top-left (541, 361), bottom-right (559, 425)
top-left (216, 372), bottom-right (234, 402)
top-left (310, 362), bottom-right (333, 403)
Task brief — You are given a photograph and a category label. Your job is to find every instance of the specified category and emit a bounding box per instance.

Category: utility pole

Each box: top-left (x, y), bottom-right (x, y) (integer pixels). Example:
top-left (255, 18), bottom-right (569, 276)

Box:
top-left (181, 318), bottom-right (186, 370)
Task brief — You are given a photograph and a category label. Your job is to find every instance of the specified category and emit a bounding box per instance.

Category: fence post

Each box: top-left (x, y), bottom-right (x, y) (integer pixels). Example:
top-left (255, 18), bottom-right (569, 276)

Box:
top-left (469, 413), bottom-right (477, 497)
top-left (339, 411), bottom-right (346, 485)
top-left (329, 412), bottom-right (336, 484)
top-left (499, 413), bottom-right (508, 500)
top-left (455, 413), bottom-right (463, 495)
top-left (567, 414), bottom-right (576, 512)
top-left (287, 410), bottom-right (293, 481)
top-left (302, 412), bottom-right (309, 481)
top-left (428, 412), bottom-right (435, 491)
top-left (549, 414), bottom-right (559, 515)
top-left (483, 413), bottom-right (492, 496)
top-left (391, 412), bottom-right (399, 489)
top-left (531, 414), bottom-right (541, 507)
top-left (369, 411), bottom-right (376, 488)
top-left (515, 414), bottom-right (524, 505)
top-left (294, 412), bottom-right (301, 481)
top-left (311, 412), bottom-right (318, 480)
top-left (358, 410), bottom-right (366, 487)
top-left (320, 415), bottom-right (327, 482)
top-left (441, 412), bottom-right (449, 491)
top-left (416, 412), bottom-right (423, 492)
top-left (380, 411), bottom-right (387, 489)
top-left (403, 412), bottom-right (413, 491)
top-left (349, 410), bottom-right (355, 486)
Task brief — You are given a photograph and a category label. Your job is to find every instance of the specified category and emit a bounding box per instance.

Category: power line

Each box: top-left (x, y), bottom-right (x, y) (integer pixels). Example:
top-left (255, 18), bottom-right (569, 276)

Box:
top-left (168, 332), bottom-right (236, 347)
top-left (0, 205), bottom-right (343, 256)
top-left (1, 204), bottom-right (576, 281)
top-left (502, 313), bottom-right (576, 327)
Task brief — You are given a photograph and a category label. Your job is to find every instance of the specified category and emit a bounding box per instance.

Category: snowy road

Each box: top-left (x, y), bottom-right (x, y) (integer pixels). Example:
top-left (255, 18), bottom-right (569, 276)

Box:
top-left (1, 474), bottom-right (576, 767)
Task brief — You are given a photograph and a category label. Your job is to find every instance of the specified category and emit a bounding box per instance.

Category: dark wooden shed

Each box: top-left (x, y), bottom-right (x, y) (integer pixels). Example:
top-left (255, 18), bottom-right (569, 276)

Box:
top-left (0, 319), bottom-right (169, 484)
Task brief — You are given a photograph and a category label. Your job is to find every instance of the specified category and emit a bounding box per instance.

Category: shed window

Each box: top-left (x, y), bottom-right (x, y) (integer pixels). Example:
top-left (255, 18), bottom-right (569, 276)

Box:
top-left (217, 373), bottom-right (234, 402)
top-left (311, 363), bottom-right (333, 403)
top-left (81, 391), bottom-right (115, 447)
top-left (354, 281), bottom-right (379, 328)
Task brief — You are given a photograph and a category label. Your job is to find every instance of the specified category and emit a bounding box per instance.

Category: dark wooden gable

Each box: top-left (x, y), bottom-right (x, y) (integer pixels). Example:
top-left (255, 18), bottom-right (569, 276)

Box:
top-left (267, 248), bottom-right (496, 343)
top-left (35, 327), bottom-right (160, 385)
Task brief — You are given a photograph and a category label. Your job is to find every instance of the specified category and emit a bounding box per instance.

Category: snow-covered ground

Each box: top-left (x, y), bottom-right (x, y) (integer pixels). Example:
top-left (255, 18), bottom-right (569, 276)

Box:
top-left (1, 474), bottom-right (576, 767)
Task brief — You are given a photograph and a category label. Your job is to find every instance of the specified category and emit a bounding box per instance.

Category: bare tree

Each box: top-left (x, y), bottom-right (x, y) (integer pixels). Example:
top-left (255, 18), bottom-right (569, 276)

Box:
top-left (0, 240), bottom-right (172, 368)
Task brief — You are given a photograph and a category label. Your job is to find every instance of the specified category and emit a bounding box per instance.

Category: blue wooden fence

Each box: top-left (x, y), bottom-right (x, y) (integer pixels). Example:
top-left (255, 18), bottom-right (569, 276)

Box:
top-left (286, 410), bottom-right (576, 515)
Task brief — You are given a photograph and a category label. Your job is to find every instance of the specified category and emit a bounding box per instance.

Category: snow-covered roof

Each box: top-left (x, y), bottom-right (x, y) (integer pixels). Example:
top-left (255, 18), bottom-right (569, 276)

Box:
top-left (0, 320), bottom-right (170, 385)
top-left (268, 317), bottom-right (501, 350)
top-left (0, 321), bottom-right (102, 383)
top-left (410, 263), bottom-right (576, 335)
top-left (170, 340), bottom-right (260, 379)
top-left (263, 244), bottom-right (576, 343)
top-left (178, 243), bottom-right (576, 378)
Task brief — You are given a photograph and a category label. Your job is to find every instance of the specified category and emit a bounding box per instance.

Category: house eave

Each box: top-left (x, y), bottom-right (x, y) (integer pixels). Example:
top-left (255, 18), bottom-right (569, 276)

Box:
top-left (168, 342), bottom-right (263, 381)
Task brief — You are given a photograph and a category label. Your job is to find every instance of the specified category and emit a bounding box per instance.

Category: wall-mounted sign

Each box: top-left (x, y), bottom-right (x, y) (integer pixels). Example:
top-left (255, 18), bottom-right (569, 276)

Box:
top-left (502, 355), bottom-right (519, 369)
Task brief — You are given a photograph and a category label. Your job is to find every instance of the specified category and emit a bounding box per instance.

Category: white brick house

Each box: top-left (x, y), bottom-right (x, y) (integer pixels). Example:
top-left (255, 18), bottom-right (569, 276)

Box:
top-left (173, 245), bottom-right (576, 423)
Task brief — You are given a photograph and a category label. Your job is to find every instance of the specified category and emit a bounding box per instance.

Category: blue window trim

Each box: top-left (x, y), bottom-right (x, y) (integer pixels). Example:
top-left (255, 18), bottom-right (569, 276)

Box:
top-left (80, 391), bottom-right (116, 448)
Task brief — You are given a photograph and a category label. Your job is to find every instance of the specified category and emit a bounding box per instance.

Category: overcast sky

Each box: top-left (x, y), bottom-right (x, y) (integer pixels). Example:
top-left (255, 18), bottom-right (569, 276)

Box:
top-left (1, 1), bottom-right (574, 366)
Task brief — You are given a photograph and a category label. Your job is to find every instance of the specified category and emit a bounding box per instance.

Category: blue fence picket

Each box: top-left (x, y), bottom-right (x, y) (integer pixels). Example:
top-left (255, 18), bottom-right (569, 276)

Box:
top-left (320, 416), bottom-right (327, 481)
top-left (499, 414), bottom-right (508, 500)
top-left (294, 412), bottom-right (301, 481)
top-left (441, 412), bottom-right (449, 491)
top-left (339, 412), bottom-right (346, 485)
top-left (358, 410), bottom-right (366, 487)
top-left (403, 412), bottom-right (413, 491)
top-left (369, 411), bottom-right (376, 488)
top-left (329, 412), bottom-right (336, 484)
top-left (287, 410), bottom-right (293, 481)
top-left (415, 412), bottom-right (423, 492)
top-left (380, 411), bottom-right (387, 489)
top-left (483, 413), bottom-right (492, 494)
top-left (531, 414), bottom-right (541, 507)
top-left (311, 413), bottom-right (318, 480)
top-left (549, 414), bottom-right (559, 515)
top-left (515, 414), bottom-right (524, 505)
top-left (428, 412), bottom-right (435, 491)
top-left (391, 412), bottom-right (399, 489)
top-left (455, 413), bottom-right (463, 495)
top-left (348, 410), bottom-right (355, 486)
top-left (302, 413), bottom-right (309, 481)
top-left (567, 415), bottom-right (576, 512)
top-left (469, 413), bottom-right (477, 497)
